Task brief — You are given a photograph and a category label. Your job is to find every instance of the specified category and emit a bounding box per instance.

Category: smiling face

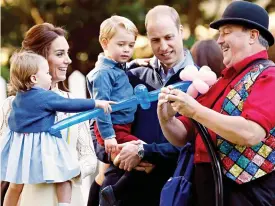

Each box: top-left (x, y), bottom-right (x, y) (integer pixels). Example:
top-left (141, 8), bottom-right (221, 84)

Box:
top-left (217, 24), bottom-right (252, 68)
top-left (146, 14), bottom-right (184, 70)
top-left (47, 36), bottom-right (72, 87)
top-left (103, 26), bottom-right (136, 63)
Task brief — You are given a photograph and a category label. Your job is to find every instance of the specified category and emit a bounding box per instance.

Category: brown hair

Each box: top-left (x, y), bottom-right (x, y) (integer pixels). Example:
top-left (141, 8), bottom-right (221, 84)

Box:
top-left (22, 23), bottom-right (68, 90)
top-left (10, 51), bottom-right (46, 92)
top-left (191, 40), bottom-right (224, 77)
top-left (99, 15), bottom-right (138, 44)
top-left (145, 5), bottom-right (181, 30)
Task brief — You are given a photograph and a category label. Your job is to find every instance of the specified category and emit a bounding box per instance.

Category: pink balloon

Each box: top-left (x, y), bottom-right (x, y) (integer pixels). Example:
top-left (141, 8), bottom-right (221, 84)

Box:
top-left (185, 65), bottom-right (199, 73)
top-left (193, 79), bottom-right (209, 94)
top-left (200, 65), bottom-right (211, 72)
top-left (198, 70), bottom-right (217, 86)
top-left (180, 64), bottom-right (217, 97)
top-left (187, 84), bottom-right (199, 98)
top-left (180, 65), bottom-right (199, 81)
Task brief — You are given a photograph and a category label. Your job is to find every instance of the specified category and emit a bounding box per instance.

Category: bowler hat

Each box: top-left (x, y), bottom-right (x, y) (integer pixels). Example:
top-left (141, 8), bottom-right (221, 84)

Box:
top-left (210, 1), bottom-right (274, 46)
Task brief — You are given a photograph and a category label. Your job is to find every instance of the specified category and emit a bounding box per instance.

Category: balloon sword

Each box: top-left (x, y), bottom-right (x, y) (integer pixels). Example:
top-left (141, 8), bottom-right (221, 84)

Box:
top-left (49, 81), bottom-right (191, 135)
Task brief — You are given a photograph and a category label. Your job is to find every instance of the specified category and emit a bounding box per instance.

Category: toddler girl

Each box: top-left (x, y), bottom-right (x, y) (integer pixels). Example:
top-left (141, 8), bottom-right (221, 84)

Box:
top-left (0, 51), bottom-right (112, 206)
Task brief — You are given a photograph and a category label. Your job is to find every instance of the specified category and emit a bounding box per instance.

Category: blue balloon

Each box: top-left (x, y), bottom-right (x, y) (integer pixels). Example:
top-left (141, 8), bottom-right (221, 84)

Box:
top-left (49, 81), bottom-right (191, 135)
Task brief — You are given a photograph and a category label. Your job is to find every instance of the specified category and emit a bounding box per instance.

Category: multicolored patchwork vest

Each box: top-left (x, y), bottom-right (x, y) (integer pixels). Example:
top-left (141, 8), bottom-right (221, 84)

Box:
top-left (217, 60), bottom-right (275, 184)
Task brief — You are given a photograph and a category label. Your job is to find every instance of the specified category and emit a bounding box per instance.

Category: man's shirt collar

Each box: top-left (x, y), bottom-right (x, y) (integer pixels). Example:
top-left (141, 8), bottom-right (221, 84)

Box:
top-left (157, 49), bottom-right (194, 83)
top-left (221, 50), bottom-right (268, 78)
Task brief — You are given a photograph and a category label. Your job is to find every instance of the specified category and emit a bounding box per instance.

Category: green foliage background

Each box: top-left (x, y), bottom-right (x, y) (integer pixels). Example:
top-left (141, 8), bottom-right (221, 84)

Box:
top-left (1, 0), bottom-right (275, 83)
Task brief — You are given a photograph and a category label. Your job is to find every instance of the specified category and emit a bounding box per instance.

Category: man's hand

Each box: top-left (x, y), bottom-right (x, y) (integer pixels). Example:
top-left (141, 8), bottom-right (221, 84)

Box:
top-left (157, 87), bottom-right (177, 122)
top-left (135, 161), bottom-right (155, 173)
top-left (166, 88), bottom-right (201, 119)
top-left (114, 142), bottom-right (141, 171)
top-left (114, 150), bottom-right (155, 173)
top-left (135, 58), bottom-right (151, 66)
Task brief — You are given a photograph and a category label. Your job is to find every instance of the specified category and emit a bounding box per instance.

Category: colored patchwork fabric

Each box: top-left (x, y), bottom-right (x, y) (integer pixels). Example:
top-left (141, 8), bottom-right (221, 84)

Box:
top-left (218, 61), bottom-right (275, 184)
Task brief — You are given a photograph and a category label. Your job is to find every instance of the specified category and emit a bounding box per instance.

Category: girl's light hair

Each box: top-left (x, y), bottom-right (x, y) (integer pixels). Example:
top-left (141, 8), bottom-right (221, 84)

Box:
top-left (10, 51), bottom-right (46, 92)
top-left (99, 15), bottom-right (138, 44)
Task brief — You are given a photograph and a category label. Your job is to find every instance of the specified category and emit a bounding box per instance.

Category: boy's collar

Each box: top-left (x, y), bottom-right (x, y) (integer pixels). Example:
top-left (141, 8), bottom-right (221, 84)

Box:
top-left (97, 53), bottom-right (126, 71)
top-left (31, 86), bottom-right (48, 91)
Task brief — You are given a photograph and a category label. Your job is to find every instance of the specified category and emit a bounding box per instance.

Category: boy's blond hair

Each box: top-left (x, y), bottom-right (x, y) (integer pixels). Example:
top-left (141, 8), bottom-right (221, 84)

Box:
top-left (10, 51), bottom-right (46, 92)
top-left (99, 15), bottom-right (138, 44)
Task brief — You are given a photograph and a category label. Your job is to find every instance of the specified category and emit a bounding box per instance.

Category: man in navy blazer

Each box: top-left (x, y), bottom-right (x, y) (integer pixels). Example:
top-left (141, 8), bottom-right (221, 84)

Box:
top-left (87, 5), bottom-right (196, 206)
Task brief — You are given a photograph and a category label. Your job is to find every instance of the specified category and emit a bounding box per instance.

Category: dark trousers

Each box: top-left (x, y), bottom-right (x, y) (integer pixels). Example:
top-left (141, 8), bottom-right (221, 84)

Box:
top-left (102, 164), bottom-right (171, 206)
top-left (194, 163), bottom-right (275, 206)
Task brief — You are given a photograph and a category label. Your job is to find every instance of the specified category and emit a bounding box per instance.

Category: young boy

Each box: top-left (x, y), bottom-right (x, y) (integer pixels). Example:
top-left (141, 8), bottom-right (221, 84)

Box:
top-left (86, 15), bottom-right (148, 206)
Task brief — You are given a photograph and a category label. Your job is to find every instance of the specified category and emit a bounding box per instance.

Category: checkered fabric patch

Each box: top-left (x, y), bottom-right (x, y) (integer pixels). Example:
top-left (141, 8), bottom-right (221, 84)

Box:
top-left (218, 63), bottom-right (275, 184)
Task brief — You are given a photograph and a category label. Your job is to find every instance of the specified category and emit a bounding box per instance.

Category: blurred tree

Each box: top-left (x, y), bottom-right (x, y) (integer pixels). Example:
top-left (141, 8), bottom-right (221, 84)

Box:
top-left (1, 0), bottom-right (275, 84)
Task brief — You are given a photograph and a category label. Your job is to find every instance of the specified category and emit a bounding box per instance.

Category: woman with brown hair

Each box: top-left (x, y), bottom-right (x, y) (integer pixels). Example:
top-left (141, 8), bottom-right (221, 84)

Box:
top-left (191, 39), bottom-right (224, 77)
top-left (0, 23), bottom-right (97, 206)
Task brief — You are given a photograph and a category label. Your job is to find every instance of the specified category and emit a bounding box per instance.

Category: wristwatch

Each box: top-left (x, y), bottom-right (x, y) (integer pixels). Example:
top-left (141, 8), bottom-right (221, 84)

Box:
top-left (137, 143), bottom-right (145, 159)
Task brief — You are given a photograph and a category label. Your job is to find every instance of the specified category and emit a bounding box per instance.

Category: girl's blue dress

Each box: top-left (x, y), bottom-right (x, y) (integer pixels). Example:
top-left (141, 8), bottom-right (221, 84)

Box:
top-left (1, 129), bottom-right (80, 184)
top-left (0, 87), bottom-right (96, 184)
